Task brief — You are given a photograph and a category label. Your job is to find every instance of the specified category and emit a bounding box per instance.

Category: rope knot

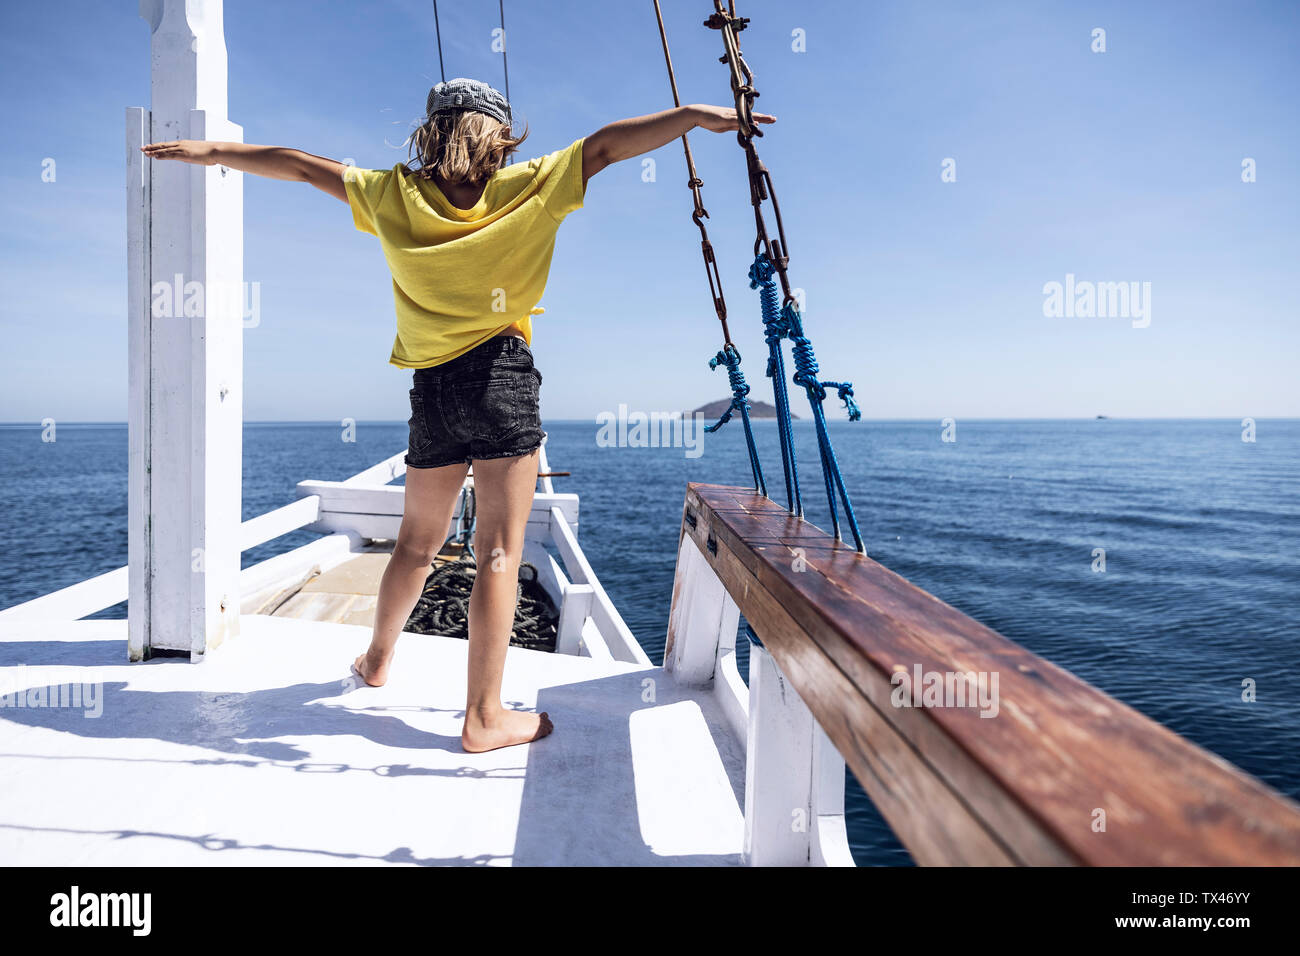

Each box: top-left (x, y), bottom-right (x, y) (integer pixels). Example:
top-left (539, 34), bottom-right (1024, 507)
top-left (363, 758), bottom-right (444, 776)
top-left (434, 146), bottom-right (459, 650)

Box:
top-left (793, 371), bottom-right (826, 401)
top-left (748, 254), bottom-right (776, 288)
top-left (822, 381), bottom-right (862, 421)
top-left (706, 346), bottom-right (753, 433)
top-left (839, 385), bottom-right (862, 421)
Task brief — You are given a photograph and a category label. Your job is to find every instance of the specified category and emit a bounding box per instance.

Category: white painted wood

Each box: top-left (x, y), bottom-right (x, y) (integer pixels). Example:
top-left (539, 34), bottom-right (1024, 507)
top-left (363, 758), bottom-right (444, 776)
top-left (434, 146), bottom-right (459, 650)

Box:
top-left (189, 106), bottom-right (244, 661)
top-left (713, 647), bottom-right (749, 744)
top-left (293, 481), bottom-right (428, 518)
top-left (306, 511), bottom-right (552, 544)
top-left (305, 512), bottom-right (401, 542)
top-left (664, 533), bottom-right (740, 685)
top-left (297, 481), bottom-right (579, 528)
top-left (580, 617), bottom-right (613, 660)
top-left (811, 724), bottom-right (855, 867)
top-left (302, 492), bottom-right (570, 545)
top-left (536, 445), bottom-right (555, 495)
top-left (548, 505), bottom-right (589, 584)
top-left (556, 584), bottom-right (594, 656)
top-left (3, 495), bottom-right (322, 625)
top-left (238, 533), bottom-right (356, 606)
top-left (130, 0), bottom-right (243, 660)
top-left (0, 568), bottom-right (130, 624)
top-left (342, 451), bottom-right (406, 486)
top-left (522, 540), bottom-right (565, 609)
top-left (743, 638), bottom-right (815, 866)
top-left (171, 465), bottom-right (626, 664)
top-left (741, 636), bottom-right (853, 866)
top-left (549, 506), bottom-right (649, 666)
top-left (239, 496), bottom-right (320, 552)
top-left (297, 478), bottom-right (602, 670)
top-left (126, 105), bottom-right (151, 661)
top-left (140, 0), bottom-right (231, 116)
top-left (524, 492), bottom-right (577, 529)
top-left (711, 578), bottom-right (750, 742)
top-left (588, 601), bottom-right (641, 663)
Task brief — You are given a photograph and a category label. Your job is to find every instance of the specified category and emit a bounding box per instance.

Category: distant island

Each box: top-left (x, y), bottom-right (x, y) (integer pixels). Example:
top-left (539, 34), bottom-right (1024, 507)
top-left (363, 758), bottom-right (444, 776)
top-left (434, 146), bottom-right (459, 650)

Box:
top-left (689, 398), bottom-right (796, 420)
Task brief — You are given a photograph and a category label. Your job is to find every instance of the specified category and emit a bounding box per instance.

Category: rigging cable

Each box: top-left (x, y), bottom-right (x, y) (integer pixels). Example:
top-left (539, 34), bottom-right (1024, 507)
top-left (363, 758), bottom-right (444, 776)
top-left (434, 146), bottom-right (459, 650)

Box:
top-left (498, 0), bottom-right (511, 105)
top-left (431, 1), bottom-right (510, 109)
top-left (703, 0), bottom-right (865, 550)
top-left (432, 0), bottom-right (446, 83)
top-left (652, 0), bottom-right (765, 495)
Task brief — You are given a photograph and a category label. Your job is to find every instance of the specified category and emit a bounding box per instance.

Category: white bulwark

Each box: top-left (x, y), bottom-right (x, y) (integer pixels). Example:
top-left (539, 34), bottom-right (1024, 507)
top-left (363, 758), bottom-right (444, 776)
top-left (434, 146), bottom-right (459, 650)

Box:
top-left (128, 0), bottom-right (244, 659)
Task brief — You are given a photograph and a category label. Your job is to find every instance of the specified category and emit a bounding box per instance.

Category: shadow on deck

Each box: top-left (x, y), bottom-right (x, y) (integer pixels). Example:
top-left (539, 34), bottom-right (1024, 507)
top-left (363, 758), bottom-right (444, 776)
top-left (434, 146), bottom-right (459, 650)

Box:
top-left (0, 615), bottom-right (745, 866)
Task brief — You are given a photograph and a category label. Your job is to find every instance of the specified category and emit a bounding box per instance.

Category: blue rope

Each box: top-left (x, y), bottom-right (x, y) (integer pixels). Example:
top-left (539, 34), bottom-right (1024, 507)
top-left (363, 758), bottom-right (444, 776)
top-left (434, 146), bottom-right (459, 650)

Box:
top-left (784, 300), bottom-right (864, 551)
top-left (749, 255), bottom-right (802, 516)
top-left (750, 253), bottom-right (865, 552)
top-left (705, 344), bottom-right (766, 495)
top-left (444, 485), bottom-right (477, 560)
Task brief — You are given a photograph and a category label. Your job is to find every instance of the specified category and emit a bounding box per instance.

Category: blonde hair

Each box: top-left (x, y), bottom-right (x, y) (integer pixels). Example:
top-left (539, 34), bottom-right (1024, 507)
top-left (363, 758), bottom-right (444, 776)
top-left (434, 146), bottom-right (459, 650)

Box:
top-left (404, 110), bottom-right (528, 187)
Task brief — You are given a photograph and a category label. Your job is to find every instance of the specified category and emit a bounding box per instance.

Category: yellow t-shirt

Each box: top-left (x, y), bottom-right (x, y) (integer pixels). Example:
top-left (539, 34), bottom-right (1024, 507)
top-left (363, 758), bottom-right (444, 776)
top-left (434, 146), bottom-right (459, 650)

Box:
top-left (345, 138), bottom-right (586, 368)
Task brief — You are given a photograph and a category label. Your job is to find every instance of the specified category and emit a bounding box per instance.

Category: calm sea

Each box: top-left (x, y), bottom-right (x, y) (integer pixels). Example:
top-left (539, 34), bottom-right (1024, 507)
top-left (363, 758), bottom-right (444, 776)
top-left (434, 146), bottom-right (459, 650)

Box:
top-left (2, 418), bottom-right (1297, 865)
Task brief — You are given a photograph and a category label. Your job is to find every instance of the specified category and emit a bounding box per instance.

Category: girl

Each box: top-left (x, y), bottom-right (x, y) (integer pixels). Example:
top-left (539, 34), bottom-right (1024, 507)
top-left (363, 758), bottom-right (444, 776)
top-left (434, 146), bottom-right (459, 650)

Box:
top-left (142, 78), bottom-right (775, 753)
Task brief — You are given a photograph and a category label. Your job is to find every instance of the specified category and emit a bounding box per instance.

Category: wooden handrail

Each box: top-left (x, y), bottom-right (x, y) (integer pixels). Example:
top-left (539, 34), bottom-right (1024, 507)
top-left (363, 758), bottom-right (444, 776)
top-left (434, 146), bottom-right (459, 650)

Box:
top-left (674, 483), bottom-right (1300, 866)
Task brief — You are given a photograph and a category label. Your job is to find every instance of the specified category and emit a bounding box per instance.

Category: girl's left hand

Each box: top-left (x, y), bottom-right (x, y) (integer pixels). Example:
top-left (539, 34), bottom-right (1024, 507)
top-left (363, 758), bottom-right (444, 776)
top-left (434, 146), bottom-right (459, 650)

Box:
top-left (691, 104), bottom-right (777, 133)
top-left (140, 140), bottom-right (218, 165)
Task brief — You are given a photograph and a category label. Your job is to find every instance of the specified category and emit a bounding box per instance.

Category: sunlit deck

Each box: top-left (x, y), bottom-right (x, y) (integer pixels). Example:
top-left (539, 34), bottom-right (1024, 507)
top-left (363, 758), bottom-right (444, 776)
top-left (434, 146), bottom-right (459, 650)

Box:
top-left (0, 615), bottom-right (746, 866)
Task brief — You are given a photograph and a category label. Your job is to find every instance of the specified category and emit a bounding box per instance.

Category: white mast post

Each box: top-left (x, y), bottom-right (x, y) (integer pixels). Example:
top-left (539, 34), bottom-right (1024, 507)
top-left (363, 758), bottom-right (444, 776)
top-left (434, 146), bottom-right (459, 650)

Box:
top-left (127, 0), bottom-right (244, 661)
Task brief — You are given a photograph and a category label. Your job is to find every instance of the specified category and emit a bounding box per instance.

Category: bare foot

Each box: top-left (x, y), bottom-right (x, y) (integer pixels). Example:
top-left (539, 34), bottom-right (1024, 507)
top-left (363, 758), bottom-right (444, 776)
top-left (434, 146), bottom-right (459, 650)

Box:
top-left (462, 708), bottom-right (554, 753)
top-left (351, 649), bottom-right (392, 687)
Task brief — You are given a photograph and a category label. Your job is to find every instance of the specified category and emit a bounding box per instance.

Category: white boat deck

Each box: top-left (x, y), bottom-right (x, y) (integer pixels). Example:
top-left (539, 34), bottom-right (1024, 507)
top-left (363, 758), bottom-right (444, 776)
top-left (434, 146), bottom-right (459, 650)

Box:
top-left (0, 615), bottom-right (747, 866)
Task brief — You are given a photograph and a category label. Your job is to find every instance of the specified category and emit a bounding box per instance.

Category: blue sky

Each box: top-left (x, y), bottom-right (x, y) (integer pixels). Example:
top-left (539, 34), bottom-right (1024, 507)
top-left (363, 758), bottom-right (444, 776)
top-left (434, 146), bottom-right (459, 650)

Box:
top-left (1, 0), bottom-right (1296, 422)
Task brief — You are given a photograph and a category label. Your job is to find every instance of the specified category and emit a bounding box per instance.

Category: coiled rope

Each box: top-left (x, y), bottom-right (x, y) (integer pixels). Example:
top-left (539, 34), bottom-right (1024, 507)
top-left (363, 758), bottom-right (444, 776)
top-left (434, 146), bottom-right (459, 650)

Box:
top-left (401, 483), bottom-right (558, 651)
top-left (404, 553), bottom-right (559, 653)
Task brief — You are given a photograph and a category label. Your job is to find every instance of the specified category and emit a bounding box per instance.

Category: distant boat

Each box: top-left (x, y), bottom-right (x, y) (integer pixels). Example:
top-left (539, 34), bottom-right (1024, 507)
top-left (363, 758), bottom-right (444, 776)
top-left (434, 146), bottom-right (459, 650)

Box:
top-left (1096, 415), bottom-right (1110, 420)
top-left (690, 398), bottom-right (797, 420)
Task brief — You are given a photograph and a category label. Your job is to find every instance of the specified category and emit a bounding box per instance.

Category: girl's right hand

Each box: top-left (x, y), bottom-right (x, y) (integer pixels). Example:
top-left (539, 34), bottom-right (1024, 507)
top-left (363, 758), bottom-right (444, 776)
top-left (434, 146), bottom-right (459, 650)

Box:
top-left (140, 140), bottom-right (219, 165)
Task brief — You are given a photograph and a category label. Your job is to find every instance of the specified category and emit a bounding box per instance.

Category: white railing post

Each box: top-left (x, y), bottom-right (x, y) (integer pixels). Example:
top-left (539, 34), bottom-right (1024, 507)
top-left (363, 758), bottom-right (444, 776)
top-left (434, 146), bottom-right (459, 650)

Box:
top-left (664, 534), bottom-right (740, 684)
top-left (743, 632), bottom-right (813, 865)
top-left (129, 0), bottom-right (243, 660)
top-left (743, 629), bottom-right (852, 866)
top-left (810, 722), bottom-right (855, 866)
top-left (555, 584), bottom-right (594, 656)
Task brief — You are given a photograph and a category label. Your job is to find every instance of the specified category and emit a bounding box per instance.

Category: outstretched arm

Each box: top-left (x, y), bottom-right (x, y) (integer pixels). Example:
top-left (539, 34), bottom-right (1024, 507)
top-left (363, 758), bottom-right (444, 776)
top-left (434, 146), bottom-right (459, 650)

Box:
top-left (140, 141), bottom-right (349, 202)
top-left (581, 104), bottom-right (775, 186)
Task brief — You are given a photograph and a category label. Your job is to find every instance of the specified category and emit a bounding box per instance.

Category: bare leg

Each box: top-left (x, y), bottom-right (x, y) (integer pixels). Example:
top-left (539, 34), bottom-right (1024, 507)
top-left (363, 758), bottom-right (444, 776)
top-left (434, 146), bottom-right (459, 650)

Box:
top-left (353, 460), bottom-right (469, 686)
top-left (461, 448), bottom-right (555, 752)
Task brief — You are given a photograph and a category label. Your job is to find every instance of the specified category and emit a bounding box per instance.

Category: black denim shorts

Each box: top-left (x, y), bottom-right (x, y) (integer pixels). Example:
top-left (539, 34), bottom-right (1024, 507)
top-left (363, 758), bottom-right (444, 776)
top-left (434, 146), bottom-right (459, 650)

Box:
top-left (405, 335), bottom-right (545, 469)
